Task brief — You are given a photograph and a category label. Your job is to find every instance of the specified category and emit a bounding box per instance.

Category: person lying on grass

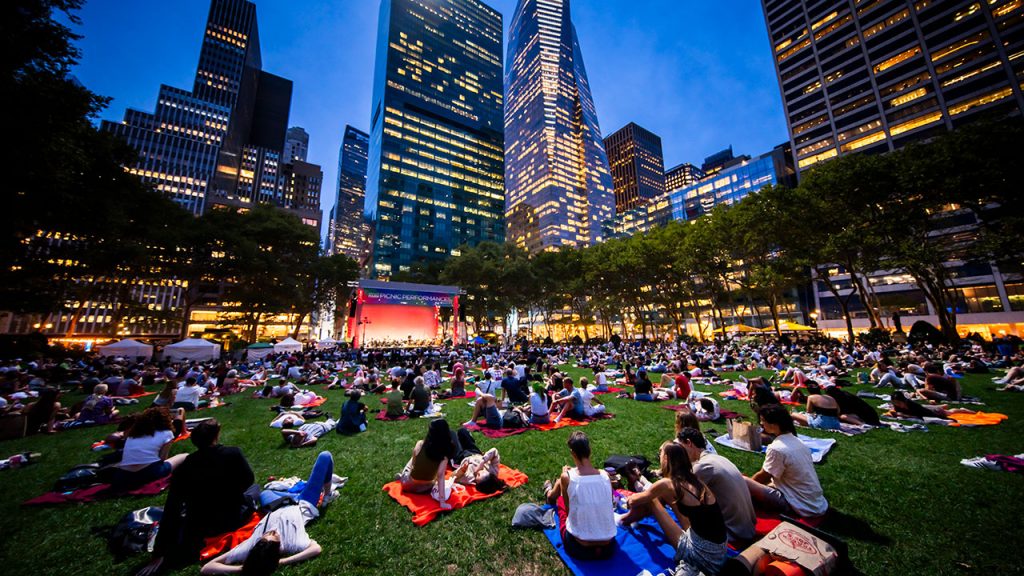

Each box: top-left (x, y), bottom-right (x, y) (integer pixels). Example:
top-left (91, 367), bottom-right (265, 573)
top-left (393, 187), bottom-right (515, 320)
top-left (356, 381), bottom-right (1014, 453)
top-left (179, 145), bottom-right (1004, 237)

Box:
top-left (622, 441), bottom-right (729, 576)
top-left (744, 405), bottom-right (828, 519)
top-left (448, 427), bottom-right (505, 493)
top-left (281, 417), bottom-right (338, 448)
top-left (397, 419), bottom-right (458, 510)
top-left (886, 391), bottom-right (976, 420)
top-left (461, 391), bottom-right (529, 429)
top-left (200, 451), bottom-right (336, 575)
top-left (543, 431), bottom-right (617, 560)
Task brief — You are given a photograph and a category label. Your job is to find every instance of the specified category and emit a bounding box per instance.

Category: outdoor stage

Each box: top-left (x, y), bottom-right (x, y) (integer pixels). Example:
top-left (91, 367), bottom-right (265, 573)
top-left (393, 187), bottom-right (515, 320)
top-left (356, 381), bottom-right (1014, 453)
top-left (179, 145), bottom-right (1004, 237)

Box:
top-left (344, 280), bottom-right (463, 348)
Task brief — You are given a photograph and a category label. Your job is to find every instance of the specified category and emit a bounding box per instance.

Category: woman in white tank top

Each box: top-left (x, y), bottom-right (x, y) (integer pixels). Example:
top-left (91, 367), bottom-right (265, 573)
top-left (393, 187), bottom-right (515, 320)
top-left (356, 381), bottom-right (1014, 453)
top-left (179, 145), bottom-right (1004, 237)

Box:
top-left (544, 431), bottom-right (617, 560)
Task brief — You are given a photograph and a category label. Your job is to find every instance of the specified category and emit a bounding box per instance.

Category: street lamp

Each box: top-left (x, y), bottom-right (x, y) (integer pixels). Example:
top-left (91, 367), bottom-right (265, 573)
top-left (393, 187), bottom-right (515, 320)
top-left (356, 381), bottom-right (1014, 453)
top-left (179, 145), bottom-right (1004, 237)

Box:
top-left (809, 310), bottom-right (818, 327)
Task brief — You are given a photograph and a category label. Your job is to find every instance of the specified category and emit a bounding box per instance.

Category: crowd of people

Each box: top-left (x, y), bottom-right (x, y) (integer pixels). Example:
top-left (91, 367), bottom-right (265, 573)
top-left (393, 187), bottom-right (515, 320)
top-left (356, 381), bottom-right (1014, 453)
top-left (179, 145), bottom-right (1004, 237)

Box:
top-left (0, 331), bottom-right (1019, 575)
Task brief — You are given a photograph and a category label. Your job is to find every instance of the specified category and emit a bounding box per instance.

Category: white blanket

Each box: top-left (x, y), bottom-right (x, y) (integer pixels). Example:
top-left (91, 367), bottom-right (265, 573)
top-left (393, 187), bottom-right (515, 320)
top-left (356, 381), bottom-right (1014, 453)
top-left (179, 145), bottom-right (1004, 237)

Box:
top-left (713, 433), bottom-right (836, 464)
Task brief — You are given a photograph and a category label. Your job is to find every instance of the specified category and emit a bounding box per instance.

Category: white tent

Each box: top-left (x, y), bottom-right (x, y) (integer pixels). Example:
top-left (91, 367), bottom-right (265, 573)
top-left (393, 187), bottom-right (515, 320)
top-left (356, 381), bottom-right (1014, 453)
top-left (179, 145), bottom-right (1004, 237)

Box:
top-left (98, 338), bottom-right (153, 360)
top-left (246, 343), bottom-right (275, 361)
top-left (316, 338), bottom-right (338, 349)
top-left (163, 338), bottom-right (221, 362)
top-left (274, 337), bottom-right (303, 354)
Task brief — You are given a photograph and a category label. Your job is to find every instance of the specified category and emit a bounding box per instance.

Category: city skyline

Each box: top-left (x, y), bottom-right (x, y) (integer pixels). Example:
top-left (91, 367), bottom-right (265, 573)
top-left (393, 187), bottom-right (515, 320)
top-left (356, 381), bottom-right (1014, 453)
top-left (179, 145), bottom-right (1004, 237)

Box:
top-left (65, 0), bottom-right (787, 240)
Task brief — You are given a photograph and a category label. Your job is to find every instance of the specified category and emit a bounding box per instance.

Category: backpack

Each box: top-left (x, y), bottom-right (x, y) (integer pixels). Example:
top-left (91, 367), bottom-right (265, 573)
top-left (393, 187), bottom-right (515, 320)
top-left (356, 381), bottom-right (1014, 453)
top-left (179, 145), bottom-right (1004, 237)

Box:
top-left (108, 506), bottom-right (162, 560)
top-left (54, 464), bottom-right (102, 492)
top-left (502, 410), bottom-right (528, 429)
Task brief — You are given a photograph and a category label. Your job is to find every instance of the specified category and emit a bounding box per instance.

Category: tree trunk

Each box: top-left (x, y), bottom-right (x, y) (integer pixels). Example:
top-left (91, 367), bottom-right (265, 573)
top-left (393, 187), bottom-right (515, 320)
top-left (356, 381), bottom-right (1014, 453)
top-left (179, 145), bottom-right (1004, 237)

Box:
top-left (291, 311), bottom-right (308, 339)
top-left (821, 268), bottom-right (857, 350)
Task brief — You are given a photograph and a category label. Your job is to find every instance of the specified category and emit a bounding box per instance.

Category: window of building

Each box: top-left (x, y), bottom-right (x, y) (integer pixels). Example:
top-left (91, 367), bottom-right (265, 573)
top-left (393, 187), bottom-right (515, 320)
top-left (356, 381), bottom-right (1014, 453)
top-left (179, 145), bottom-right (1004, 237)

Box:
top-left (1005, 283), bottom-right (1024, 311)
top-left (956, 284), bottom-right (1003, 313)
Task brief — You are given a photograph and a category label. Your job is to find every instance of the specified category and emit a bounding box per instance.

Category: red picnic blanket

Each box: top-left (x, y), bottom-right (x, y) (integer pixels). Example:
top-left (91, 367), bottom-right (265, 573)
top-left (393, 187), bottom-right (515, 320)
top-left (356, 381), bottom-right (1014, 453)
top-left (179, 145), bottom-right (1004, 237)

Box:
top-left (465, 413), bottom-right (615, 439)
top-left (376, 411), bottom-right (409, 421)
top-left (592, 387), bottom-right (624, 395)
top-left (382, 464), bottom-right (528, 526)
top-left (200, 512), bottom-right (263, 561)
top-left (296, 396), bottom-right (327, 408)
top-left (23, 476), bottom-right (170, 506)
top-left (112, 391), bottom-right (158, 399)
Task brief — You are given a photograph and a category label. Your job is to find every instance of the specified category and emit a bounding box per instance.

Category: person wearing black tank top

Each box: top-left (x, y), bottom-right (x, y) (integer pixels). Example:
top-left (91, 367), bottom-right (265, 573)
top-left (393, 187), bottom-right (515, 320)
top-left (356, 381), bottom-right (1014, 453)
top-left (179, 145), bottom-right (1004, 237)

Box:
top-left (622, 442), bottom-right (727, 576)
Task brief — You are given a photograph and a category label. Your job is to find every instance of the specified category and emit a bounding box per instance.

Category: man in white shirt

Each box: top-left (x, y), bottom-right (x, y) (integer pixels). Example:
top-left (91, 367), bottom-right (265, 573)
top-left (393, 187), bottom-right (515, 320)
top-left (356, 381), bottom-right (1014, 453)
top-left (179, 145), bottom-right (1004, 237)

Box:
top-left (745, 405), bottom-right (828, 518)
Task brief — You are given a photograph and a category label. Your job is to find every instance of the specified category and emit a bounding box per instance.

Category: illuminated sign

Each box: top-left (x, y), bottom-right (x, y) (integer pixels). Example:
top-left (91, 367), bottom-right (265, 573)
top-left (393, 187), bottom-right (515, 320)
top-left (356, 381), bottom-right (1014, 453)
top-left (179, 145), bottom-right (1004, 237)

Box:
top-left (362, 288), bottom-right (455, 307)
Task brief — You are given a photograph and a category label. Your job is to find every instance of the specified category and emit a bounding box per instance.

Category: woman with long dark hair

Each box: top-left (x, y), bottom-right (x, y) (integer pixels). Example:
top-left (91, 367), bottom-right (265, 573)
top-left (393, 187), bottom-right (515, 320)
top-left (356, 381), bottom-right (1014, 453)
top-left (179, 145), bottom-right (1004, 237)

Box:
top-left (110, 407), bottom-right (187, 491)
top-left (623, 442), bottom-right (727, 576)
top-left (396, 419), bottom-right (457, 509)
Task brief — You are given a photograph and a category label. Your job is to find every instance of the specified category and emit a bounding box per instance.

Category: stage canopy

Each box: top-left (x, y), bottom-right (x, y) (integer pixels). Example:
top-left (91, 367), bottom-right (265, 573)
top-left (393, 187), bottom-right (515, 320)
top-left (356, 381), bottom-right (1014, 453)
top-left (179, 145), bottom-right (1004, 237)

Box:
top-left (346, 280), bottom-right (462, 348)
top-left (99, 338), bottom-right (153, 360)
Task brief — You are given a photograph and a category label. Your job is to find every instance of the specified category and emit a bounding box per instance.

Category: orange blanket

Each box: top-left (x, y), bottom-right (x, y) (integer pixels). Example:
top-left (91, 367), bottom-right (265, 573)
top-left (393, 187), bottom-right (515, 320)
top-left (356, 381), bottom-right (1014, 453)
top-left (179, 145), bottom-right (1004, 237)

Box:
top-left (949, 412), bottom-right (1008, 427)
top-left (200, 512), bottom-right (263, 561)
top-left (383, 464), bottom-right (528, 526)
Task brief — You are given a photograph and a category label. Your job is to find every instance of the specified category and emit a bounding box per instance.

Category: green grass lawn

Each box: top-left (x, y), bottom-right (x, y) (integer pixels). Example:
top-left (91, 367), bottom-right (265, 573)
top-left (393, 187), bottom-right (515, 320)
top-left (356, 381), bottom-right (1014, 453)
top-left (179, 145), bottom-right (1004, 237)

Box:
top-left (1, 365), bottom-right (1023, 576)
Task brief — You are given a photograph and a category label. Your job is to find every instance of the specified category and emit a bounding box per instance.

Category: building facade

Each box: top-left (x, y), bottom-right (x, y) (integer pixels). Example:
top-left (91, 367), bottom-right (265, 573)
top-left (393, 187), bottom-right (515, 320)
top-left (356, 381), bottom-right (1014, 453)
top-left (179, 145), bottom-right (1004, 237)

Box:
top-left (284, 126), bottom-right (309, 162)
top-left (329, 125), bottom-right (370, 261)
top-left (603, 122), bottom-right (667, 213)
top-left (762, 0), bottom-right (1024, 173)
top-left (763, 0), bottom-right (1024, 338)
top-left (664, 162), bottom-right (706, 192)
top-left (504, 0), bottom-right (615, 252)
top-left (604, 143), bottom-right (795, 238)
top-left (364, 0), bottom-right (506, 278)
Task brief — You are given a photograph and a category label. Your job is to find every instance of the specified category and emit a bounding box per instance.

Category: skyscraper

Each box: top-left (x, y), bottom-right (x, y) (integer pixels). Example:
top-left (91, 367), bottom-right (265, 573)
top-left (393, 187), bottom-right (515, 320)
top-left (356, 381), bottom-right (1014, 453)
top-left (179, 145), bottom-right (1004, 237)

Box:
top-left (664, 162), bottom-right (705, 192)
top-left (762, 0), bottom-right (1024, 174)
top-left (364, 0), bottom-right (505, 278)
top-left (284, 126), bottom-right (310, 162)
top-left (603, 122), bottom-right (667, 213)
top-left (330, 125), bottom-right (370, 261)
top-left (504, 0), bottom-right (615, 252)
top-left (103, 0), bottom-right (296, 217)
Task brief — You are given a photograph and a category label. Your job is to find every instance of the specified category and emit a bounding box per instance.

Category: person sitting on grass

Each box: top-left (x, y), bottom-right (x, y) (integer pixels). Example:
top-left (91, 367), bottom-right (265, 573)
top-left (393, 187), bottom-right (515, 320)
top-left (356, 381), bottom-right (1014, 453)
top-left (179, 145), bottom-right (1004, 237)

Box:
top-left (110, 407), bottom-right (188, 492)
top-left (543, 431), bottom-right (616, 560)
top-left (151, 380), bottom-right (177, 408)
top-left (138, 419), bottom-right (255, 576)
top-left (675, 427), bottom-right (756, 547)
top-left (281, 417), bottom-right (338, 448)
top-left (528, 383), bottom-right (551, 425)
top-left (201, 451), bottom-right (336, 575)
top-left (336, 390), bottom-right (368, 434)
top-left (397, 419), bottom-right (457, 510)
top-left (575, 378), bottom-right (606, 417)
top-left (744, 405), bottom-right (828, 519)
top-left (633, 369), bottom-right (655, 401)
top-left (448, 426), bottom-right (505, 493)
top-left (918, 363), bottom-right (962, 402)
top-left (622, 441), bottom-right (728, 576)
top-left (550, 377), bottom-right (584, 423)
top-left (461, 391), bottom-right (529, 429)
top-left (76, 383), bottom-right (119, 424)
top-left (407, 376), bottom-right (432, 418)
top-left (674, 408), bottom-right (717, 454)
top-left (24, 387), bottom-right (64, 434)
top-left (384, 381), bottom-right (405, 418)
top-left (172, 377), bottom-right (206, 412)
top-left (788, 393), bottom-right (843, 431)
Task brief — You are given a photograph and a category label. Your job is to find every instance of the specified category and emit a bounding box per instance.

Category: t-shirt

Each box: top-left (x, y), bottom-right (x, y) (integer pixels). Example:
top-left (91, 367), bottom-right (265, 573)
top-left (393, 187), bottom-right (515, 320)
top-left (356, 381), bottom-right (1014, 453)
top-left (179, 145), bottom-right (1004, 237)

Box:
top-left (385, 390), bottom-right (405, 417)
top-left (762, 434), bottom-right (828, 517)
top-left (634, 377), bottom-right (653, 395)
top-left (577, 388), bottom-right (597, 416)
top-left (411, 386), bottom-right (431, 412)
top-left (674, 374), bottom-right (691, 399)
top-left (694, 451), bottom-right (756, 544)
top-left (529, 392), bottom-right (549, 417)
top-left (299, 419), bottom-right (336, 439)
top-left (339, 400), bottom-right (366, 431)
top-left (120, 430), bottom-right (175, 467)
top-left (477, 379), bottom-right (500, 397)
top-left (175, 385), bottom-right (203, 408)
top-left (222, 502), bottom-right (315, 564)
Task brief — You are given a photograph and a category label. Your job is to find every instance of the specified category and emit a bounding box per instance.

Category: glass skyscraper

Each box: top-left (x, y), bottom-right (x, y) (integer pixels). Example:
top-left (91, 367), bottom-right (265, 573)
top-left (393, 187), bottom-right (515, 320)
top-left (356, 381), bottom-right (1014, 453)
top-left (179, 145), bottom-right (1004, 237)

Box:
top-left (603, 122), bottom-right (667, 214)
top-left (504, 0), bottom-right (615, 252)
top-left (762, 0), bottom-right (1024, 174)
top-left (364, 0), bottom-right (506, 278)
top-left (330, 125), bottom-right (370, 261)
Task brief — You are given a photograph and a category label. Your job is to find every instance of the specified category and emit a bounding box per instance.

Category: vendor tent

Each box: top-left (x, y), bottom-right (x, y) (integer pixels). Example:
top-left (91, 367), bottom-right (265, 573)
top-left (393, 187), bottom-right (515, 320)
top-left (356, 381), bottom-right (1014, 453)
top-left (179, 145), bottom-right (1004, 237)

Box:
top-left (274, 337), bottom-right (303, 354)
top-left (163, 338), bottom-right (221, 362)
top-left (98, 338), bottom-right (153, 360)
top-left (723, 324), bottom-right (759, 333)
top-left (246, 342), bottom-right (274, 361)
top-left (316, 338), bottom-right (338, 349)
top-left (761, 321), bottom-right (817, 332)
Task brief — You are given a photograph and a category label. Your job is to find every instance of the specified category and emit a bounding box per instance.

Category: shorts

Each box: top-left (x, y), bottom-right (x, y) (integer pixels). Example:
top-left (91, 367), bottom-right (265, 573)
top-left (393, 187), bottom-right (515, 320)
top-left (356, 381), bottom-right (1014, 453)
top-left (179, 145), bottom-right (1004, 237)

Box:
top-left (634, 393), bottom-right (655, 402)
top-left (110, 460), bottom-right (172, 492)
top-left (530, 413), bottom-right (550, 425)
top-left (808, 413), bottom-right (841, 430)
top-left (484, 405), bottom-right (503, 429)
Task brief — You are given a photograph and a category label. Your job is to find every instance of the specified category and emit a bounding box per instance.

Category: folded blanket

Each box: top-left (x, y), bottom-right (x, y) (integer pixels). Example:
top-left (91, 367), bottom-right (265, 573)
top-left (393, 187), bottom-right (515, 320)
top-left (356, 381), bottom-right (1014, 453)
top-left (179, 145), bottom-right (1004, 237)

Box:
top-left (383, 464), bottom-right (528, 526)
top-left (200, 512), bottom-right (263, 561)
top-left (948, 412), bottom-right (1008, 427)
top-left (714, 434), bottom-right (836, 464)
top-left (23, 476), bottom-right (170, 506)
top-left (543, 506), bottom-right (677, 576)
top-left (465, 413), bottom-right (615, 439)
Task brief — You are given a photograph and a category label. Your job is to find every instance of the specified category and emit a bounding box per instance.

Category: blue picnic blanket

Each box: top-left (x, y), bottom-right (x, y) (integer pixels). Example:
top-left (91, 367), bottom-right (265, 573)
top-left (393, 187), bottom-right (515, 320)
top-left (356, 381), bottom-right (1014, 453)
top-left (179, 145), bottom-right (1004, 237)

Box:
top-left (542, 508), bottom-right (676, 576)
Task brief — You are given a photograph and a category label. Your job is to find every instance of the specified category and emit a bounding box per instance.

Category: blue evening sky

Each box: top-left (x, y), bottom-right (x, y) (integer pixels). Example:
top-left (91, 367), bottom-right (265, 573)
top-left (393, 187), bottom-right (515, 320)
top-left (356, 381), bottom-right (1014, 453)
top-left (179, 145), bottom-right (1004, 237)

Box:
top-left (66, 0), bottom-right (787, 234)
